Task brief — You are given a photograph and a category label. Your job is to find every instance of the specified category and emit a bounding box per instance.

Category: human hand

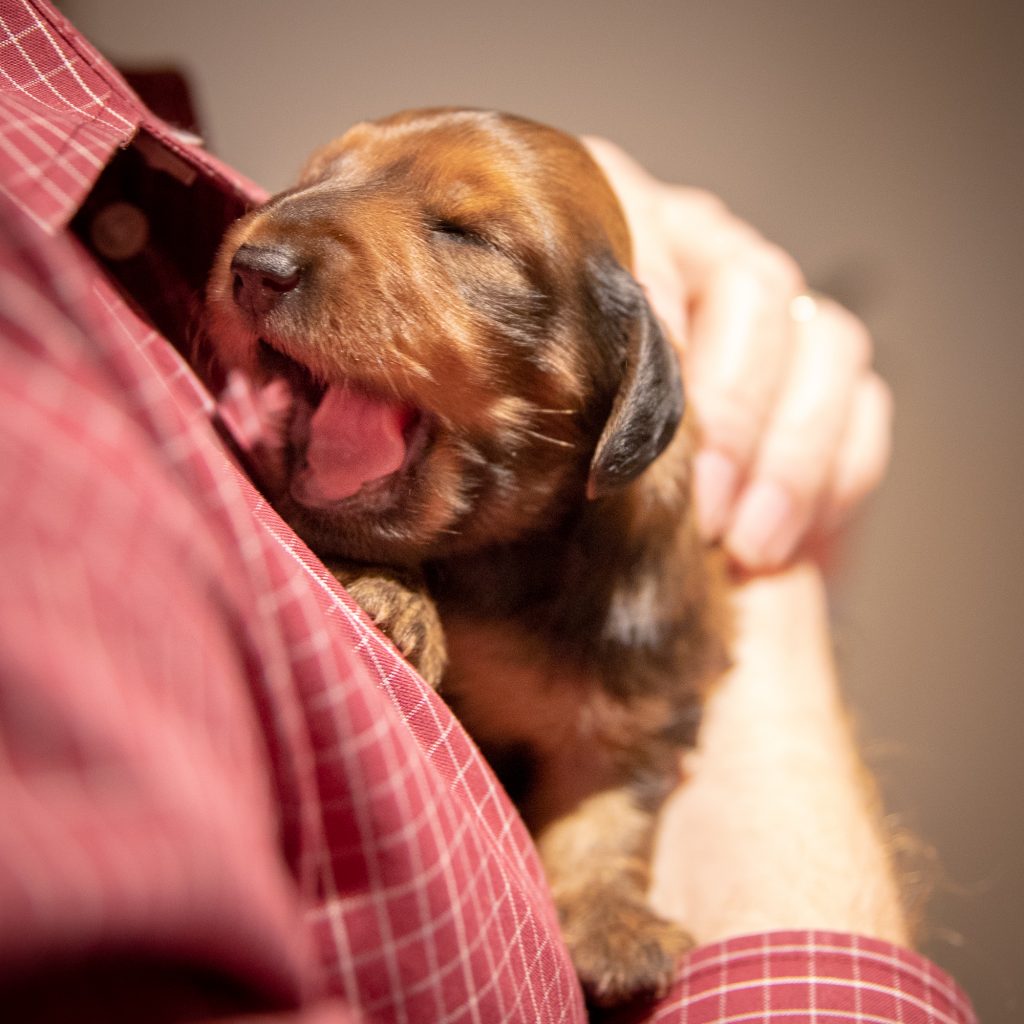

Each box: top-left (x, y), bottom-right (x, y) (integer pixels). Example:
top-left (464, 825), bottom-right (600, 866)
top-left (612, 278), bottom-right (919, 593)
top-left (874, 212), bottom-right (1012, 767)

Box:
top-left (584, 137), bottom-right (893, 571)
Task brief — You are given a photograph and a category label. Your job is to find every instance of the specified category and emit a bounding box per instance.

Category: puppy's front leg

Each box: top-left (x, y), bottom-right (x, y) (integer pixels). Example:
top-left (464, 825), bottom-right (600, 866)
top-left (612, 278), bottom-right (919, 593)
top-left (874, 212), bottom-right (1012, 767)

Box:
top-left (535, 782), bottom-right (692, 1007)
top-left (327, 562), bottom-right (447, 688)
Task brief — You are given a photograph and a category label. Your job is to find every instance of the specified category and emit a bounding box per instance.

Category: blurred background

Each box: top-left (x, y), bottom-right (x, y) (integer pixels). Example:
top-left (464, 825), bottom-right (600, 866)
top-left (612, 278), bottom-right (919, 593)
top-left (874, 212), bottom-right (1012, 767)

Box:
top-left (60, 1), bottom-right (1023, 1018)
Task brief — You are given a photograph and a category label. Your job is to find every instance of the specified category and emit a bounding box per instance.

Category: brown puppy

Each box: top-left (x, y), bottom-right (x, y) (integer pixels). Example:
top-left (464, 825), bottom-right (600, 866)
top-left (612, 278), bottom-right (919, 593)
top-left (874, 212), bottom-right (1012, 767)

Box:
top-left (206, 108), bottom-right (729, 1006)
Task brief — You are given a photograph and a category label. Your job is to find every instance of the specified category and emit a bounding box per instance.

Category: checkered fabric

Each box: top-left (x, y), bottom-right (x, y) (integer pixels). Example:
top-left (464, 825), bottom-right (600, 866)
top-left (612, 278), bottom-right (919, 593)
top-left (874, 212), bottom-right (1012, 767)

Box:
top-left (0, 2), bottom-right (978, 1021)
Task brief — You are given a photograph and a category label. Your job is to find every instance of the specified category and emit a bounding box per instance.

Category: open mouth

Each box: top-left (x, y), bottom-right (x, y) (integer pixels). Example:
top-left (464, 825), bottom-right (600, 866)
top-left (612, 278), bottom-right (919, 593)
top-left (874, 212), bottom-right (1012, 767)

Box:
top-left (256, 339), bottom-right (427, 510)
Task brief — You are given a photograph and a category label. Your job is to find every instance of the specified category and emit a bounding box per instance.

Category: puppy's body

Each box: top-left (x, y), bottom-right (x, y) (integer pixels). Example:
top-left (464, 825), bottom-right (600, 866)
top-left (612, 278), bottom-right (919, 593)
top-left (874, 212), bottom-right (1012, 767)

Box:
top-left (207, 108), bottom-right (728, 1005)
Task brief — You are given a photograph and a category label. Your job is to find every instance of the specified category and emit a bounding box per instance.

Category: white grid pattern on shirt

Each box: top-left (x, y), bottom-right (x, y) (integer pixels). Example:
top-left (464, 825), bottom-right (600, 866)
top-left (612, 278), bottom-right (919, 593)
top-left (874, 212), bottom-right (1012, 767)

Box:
top-left (644, 931), bottom-right (978, 1024)
top-left (0, 1), bottom-right (135, 229)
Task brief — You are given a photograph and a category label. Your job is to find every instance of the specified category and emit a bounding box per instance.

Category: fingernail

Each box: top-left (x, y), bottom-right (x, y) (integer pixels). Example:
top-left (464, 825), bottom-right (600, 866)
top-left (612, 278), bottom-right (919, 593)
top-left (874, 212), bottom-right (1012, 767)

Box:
top-left (728, 479), bottom-right (799, 568)
top-left (694, 448), bottom-right (739, 540)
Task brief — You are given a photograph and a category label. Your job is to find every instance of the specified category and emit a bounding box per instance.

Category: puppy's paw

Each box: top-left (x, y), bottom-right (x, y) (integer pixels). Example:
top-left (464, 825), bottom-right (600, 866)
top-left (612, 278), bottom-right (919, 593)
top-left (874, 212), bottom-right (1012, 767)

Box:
top-left (331, 565), bottom-right (447, 688)
top-left (560, 893), bottom-right (693, 1007)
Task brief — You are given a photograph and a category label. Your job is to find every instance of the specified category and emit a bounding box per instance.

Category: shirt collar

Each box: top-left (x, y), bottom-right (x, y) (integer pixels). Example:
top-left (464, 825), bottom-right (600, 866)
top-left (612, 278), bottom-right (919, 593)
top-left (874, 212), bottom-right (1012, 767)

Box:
top-left (0, 0), bottom-right (265, 234)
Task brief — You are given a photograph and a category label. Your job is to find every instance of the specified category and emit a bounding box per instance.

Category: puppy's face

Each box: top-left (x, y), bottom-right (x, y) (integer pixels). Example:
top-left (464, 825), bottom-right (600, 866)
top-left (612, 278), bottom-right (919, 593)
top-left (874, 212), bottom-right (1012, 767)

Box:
top-left (207, 108), bottom-right (681, 565)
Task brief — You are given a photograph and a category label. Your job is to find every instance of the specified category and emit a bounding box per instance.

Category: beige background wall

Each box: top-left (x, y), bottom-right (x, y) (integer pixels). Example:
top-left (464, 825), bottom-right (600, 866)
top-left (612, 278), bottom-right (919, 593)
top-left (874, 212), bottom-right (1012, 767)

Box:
top-left (60, 1), bottom-right (1024, 1018)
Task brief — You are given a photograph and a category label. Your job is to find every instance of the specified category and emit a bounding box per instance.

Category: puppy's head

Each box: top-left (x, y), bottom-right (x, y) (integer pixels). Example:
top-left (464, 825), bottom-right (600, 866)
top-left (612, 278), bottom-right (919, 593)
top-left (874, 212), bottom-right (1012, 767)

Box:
top-left (206, 108), bottom-right (683, 564)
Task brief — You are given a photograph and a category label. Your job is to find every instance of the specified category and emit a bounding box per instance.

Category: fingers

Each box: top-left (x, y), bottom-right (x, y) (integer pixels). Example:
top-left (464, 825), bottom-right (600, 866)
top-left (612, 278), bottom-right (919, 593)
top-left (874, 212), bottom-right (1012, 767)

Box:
top-left (724, 297), bottom-right (873, 568)
top-left (818, 370), bottom-right (894, 535)
top-left (686, 251), bottom-right (803, 540)
top-left (668, 201), bottom-right (888, 570)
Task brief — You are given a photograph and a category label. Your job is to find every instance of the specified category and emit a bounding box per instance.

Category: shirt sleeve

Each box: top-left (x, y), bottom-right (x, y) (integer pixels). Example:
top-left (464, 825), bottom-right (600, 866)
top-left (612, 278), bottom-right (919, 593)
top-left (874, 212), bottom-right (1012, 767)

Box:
top-left (604, 930), bottom-right (977, 1024)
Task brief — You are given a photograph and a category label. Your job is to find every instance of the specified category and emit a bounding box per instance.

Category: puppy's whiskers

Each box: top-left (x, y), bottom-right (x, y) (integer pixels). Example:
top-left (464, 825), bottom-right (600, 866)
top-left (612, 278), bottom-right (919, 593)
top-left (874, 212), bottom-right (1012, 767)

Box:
top-left (519, 427), bottom-right (573, 449)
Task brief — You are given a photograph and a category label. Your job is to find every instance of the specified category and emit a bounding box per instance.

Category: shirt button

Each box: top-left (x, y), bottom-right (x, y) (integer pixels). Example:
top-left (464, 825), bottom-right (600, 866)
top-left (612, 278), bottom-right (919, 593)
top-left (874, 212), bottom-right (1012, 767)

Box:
top-left (90, 201), bottom-right (149, 261)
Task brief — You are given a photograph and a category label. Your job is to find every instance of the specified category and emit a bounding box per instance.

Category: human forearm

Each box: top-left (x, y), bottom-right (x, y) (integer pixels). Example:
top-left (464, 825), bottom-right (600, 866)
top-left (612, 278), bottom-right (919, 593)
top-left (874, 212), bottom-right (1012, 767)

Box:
top-left (649, 563), bottom-right (909, 946)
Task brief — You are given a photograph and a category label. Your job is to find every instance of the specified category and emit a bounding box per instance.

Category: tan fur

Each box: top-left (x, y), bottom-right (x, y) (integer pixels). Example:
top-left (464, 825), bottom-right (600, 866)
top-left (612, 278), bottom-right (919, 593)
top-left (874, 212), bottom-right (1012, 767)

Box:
top-left (206, 108), bottom-right (730, 1006)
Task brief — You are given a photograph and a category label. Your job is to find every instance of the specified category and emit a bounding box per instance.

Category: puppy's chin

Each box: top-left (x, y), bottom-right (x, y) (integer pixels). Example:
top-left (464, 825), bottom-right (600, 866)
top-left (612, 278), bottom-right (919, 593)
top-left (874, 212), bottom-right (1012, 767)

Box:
top-left (243, 372), bottom-right (460, 565)
top-left (277, 435), bottom-right (476, 567)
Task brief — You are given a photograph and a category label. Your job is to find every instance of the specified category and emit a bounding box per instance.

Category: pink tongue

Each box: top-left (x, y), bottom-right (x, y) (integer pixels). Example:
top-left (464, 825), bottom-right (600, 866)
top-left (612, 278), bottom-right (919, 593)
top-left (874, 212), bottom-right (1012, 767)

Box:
top-left (299, 385), bottom-right (410, 505)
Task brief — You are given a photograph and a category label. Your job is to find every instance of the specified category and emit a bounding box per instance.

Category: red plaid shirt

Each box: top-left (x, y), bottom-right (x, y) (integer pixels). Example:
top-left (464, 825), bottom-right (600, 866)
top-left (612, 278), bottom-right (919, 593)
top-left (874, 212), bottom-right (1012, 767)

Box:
top-left (0, 2), bottom-right (977, 1021)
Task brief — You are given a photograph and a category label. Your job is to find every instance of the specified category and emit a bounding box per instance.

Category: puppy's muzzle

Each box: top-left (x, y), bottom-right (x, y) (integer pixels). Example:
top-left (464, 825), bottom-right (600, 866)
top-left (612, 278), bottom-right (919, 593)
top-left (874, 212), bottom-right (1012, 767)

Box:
top-left (231, 243), bottom-right (302, 318)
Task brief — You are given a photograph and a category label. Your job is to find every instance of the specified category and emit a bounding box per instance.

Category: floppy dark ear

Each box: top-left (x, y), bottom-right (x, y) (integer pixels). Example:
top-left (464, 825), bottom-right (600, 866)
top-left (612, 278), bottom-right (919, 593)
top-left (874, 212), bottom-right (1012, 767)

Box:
top-left (586, 258), bottom-right (685, 499)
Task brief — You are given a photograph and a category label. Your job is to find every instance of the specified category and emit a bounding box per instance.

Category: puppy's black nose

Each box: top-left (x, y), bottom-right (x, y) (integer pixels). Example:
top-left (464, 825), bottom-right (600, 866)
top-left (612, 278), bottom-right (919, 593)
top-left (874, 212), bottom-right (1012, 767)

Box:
top-left (231, 244), bottom-right (301, 317)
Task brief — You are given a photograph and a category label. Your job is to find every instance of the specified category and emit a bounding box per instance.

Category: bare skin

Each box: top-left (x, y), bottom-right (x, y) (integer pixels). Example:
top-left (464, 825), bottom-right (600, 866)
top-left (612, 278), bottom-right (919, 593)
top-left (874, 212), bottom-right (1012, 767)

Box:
top-left (650, 564), bottom-right (909, 945)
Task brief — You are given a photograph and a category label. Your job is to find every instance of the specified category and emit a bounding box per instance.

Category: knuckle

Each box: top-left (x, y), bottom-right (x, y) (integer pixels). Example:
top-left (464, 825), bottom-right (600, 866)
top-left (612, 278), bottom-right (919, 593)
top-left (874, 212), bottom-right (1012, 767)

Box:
top-left (741, 241), bottom-right (803, 295)
top-left (681, 186), bottom-right (729, 219)
top-left (662, 187), bottom-right (729, 240)
top-left (871, 372), bottom-right (894, 418)
top-left (718, 241), bottom-right (804, 309)
top-left (811, 300), bottom-right (874, 369)
top-left (834, 304), bottom-right (873, 359)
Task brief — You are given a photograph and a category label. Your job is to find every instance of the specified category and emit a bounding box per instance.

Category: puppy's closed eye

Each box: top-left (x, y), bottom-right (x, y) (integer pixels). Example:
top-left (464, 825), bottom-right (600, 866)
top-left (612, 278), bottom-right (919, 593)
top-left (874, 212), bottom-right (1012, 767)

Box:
top-left (429, 217), bottom-right (490, 247)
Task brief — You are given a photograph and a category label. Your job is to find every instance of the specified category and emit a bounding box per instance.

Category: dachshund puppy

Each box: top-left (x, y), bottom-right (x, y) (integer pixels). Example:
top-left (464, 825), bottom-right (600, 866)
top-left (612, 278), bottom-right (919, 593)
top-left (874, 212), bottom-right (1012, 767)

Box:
top-left (206, 108), bottom-right (729, 1006)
